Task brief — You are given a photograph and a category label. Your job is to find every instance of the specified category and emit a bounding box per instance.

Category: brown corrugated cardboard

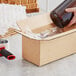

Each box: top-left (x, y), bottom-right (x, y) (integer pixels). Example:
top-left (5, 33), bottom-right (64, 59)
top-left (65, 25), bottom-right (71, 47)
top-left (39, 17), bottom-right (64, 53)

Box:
top-left (17, 13), bottom-right (76, 66)
top-left (0, 28), bottom-right (17, 38)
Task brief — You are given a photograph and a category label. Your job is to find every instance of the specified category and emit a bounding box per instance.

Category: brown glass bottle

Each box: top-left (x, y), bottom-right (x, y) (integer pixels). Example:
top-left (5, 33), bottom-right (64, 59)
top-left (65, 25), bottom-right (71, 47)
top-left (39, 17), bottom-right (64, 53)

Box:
top-left (50, 0), bottom-right (76, 28)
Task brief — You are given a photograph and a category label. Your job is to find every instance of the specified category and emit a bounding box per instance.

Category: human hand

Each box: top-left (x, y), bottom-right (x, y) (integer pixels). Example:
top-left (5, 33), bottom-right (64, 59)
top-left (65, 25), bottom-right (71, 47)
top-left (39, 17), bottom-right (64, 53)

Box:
top-left (65, 7), bottom-right (76, 27)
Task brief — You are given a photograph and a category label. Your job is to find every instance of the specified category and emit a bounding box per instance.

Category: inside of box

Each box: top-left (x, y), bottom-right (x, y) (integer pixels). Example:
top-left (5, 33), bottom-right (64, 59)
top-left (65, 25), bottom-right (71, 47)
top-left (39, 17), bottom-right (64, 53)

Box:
top-left (17, 13), bottom-right (76, 40)
top-left (31, 23), bottom-right (76, 40)
top-left (17, 23), bottom-right (76, 41)
top-left (33, 23), bottom-right (76, 33)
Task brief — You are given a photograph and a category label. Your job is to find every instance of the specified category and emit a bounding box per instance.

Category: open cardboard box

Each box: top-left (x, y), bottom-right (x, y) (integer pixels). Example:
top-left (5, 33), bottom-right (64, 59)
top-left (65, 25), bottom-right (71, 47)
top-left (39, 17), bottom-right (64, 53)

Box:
top-left (0, 28), bottom-right (17, 39)
top-left (17, 13), bottom-right (76, 66)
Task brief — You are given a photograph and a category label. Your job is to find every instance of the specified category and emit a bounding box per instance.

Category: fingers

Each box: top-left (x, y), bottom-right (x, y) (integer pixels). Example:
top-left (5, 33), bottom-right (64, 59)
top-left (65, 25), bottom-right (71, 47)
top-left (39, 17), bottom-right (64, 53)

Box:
top-left (65, 7), bottom-right (76, 12)
top-left (65, 7), bottom-right (76, 27)
top-left (67, 16), bottom-right (76, 27)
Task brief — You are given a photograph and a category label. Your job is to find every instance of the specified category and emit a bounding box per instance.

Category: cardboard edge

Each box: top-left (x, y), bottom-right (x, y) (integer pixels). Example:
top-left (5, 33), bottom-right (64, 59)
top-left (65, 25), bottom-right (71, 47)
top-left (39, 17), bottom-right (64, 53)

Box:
top-left (0, 28), bottom-right (18, 39)
top-left (22, 35), bottom-right (41, 66)
top-left (39, 53), bottom-right (75, 66)
top-left (16, 28), bottom-right (76, 41)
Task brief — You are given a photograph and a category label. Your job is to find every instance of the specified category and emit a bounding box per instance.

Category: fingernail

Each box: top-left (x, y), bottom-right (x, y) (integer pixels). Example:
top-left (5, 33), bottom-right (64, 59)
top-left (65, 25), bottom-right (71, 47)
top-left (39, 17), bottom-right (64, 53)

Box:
top-left (65, 9), bottom-right (68, 11)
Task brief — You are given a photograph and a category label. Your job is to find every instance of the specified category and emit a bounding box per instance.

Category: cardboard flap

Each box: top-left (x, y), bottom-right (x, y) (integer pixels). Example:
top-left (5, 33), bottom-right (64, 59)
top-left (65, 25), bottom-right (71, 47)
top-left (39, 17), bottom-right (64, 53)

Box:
top-left (16, 12), bottom-right (76, 41)
top-left (0, 28), bottom-right (17, 38)
top-left (17, 13), bottom-right (53, 33)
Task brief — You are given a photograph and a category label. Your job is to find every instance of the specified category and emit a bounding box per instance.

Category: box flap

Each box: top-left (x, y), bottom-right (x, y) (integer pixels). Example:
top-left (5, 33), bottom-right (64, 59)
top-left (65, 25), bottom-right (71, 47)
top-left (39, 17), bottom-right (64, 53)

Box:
top-left (0, 28), bottom-right (17, 38)
top-left (16, 12), bottom-right (76, 41)
top-left (17, 13), bottom-right (53, 33)
top-left (16, 29), bottom-right (76, 41)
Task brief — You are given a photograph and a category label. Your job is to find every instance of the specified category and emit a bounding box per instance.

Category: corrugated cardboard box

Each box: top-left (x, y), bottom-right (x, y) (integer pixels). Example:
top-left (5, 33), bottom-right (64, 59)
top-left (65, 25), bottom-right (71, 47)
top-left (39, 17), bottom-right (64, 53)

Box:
top-left (17, 13), bottom-right (76, 66)
top-left (0, 28), bottom-right (17, 38)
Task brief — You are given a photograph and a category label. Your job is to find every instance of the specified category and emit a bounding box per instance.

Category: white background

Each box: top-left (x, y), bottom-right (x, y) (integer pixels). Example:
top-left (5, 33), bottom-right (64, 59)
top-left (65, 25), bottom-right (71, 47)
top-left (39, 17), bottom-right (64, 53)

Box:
top-left (38, 0), bottom-right (64, 12)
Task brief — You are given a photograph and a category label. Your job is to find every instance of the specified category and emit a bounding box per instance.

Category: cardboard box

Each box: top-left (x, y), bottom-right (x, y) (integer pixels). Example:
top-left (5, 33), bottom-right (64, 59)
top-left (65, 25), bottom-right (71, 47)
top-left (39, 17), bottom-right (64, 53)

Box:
top-left (17, 13), bottom-right (76, 66)
top-left (0, 28), bottom-right (17, 38)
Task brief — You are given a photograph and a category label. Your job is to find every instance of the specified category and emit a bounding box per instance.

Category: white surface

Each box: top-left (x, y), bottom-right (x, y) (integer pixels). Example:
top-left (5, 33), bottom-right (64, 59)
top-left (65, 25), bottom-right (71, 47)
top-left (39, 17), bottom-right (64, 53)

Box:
top-left (7, 34), bottom-right (22, 60)
top-left (0, 4), bottom-right (26, 35)
top-left (38, 0), bottom-right (64, 12)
